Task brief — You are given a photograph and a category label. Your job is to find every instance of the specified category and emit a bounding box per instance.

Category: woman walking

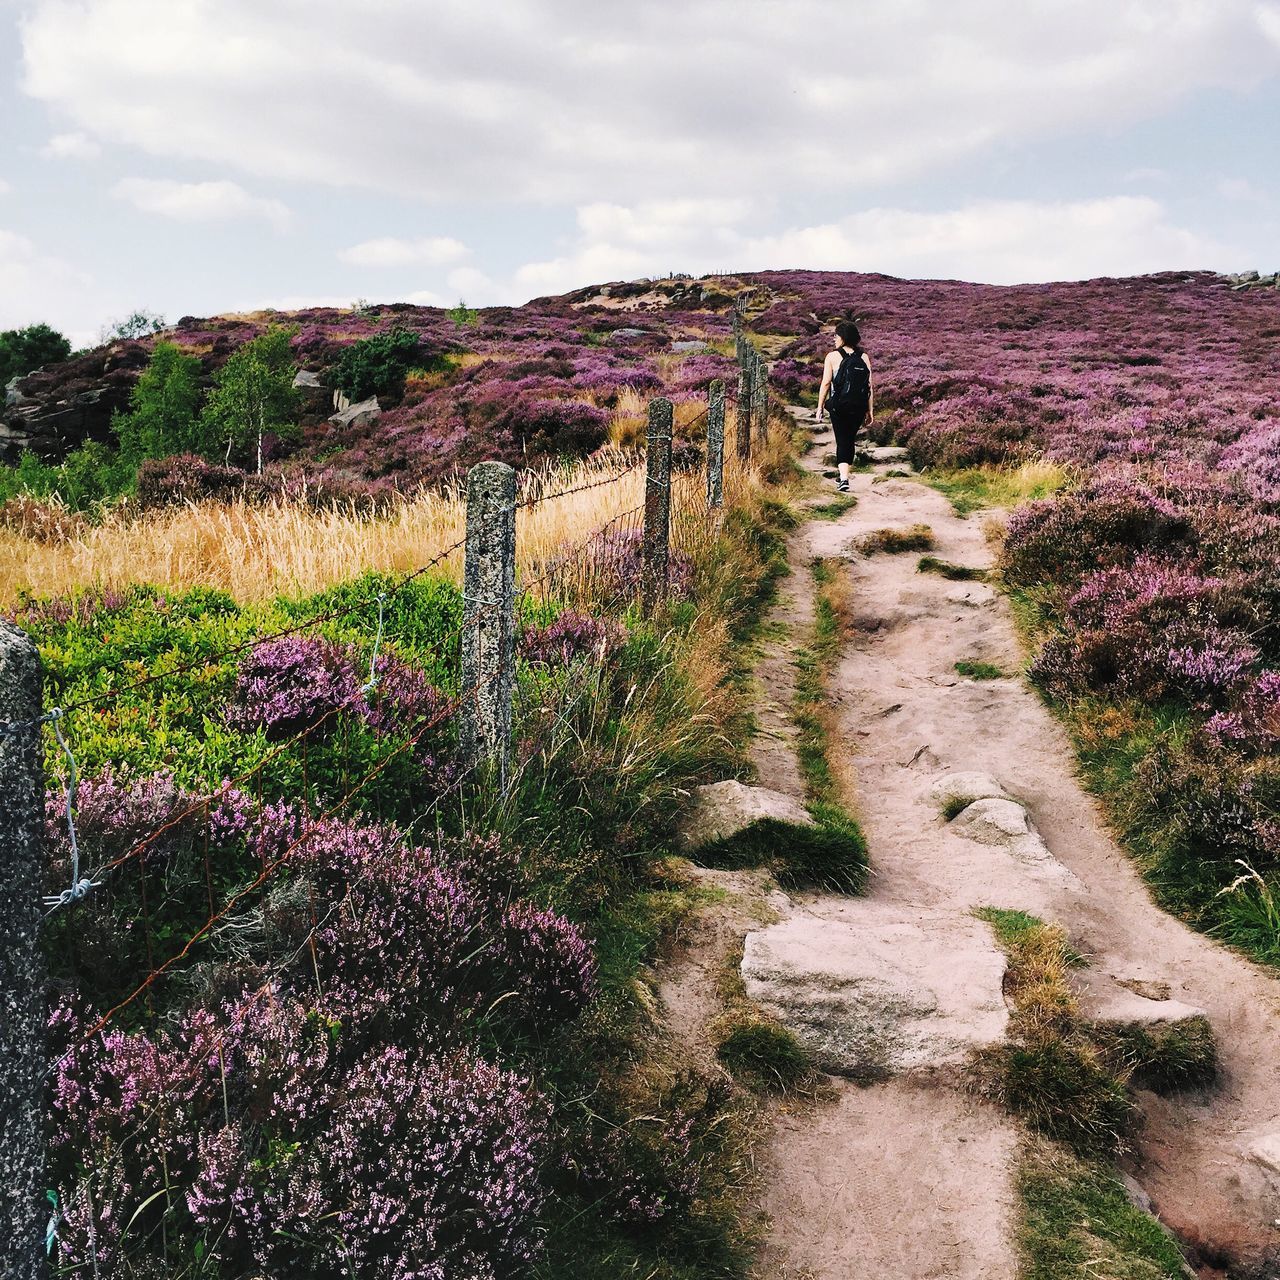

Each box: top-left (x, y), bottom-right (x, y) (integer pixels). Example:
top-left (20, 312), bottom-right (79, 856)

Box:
top-left (815, 321), bottom-right (874, 492)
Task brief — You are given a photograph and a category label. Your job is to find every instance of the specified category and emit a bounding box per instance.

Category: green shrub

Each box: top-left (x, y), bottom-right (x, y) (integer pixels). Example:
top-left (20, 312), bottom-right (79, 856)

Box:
top-left (1093, 1015), bottom-right (1218, 1094)
top-left (115, 340), bottom-right (204, 468)
top-left (918, 555), bottom-right (988, 581)
top-left (955, 660), bottom-right (1005, 680)
top-left (333, 325), bottom-right (427, 401)
top-left (0, 321), bottom-right (71, 385)
top-left (692, 813), bottom-right (867, 894)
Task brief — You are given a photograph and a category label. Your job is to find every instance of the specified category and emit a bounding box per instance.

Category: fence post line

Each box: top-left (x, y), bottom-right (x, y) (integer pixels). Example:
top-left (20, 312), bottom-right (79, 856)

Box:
top-left (460, 462), bottom-right (516, 789)
top-left (642, 397), bottom-right (673, 617)
top-left (0, 622), bottom-right (46, 1280)
top-left (706, 380), bottom-right (725, 509)
top-left (752, 351), bottom-right (770, 448)
top-left (735, 352), bottom-right (753, 464)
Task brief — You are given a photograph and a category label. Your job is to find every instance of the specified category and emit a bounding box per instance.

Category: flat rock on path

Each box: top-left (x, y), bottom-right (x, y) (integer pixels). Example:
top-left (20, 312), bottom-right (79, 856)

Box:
top-left (742, 904), bottom-right (1008, 1076)
top-left (676, 779), bottom-right (812, 852)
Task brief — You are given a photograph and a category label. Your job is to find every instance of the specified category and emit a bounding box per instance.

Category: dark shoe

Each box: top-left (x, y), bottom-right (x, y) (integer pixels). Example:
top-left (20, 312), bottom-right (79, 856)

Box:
top-left (836, 479), bottom-right (850, 493)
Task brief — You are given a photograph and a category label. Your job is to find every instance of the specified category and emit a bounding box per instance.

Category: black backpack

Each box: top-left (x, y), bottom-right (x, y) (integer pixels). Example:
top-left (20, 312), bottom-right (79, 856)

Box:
top-left (828, 348), bottom-right (871, 417)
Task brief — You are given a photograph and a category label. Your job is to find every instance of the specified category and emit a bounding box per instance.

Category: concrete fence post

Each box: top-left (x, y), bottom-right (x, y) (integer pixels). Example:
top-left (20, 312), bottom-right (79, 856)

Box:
top-left (753, 351), bottom-right (770, 448)
top-left (735, 352), bottom-right (753, 464)
top-left (642, 397), bottom-right (673, 616)
top-left (0, 621), bottom-right (46, 1280)
top-left (460, 462), bottom-right (516, 789)
top-left (706, 379), bottom-right (725, 509)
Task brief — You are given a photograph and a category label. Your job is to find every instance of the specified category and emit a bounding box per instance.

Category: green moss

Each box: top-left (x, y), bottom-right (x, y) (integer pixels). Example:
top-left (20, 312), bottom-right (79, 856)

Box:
top-left (926, 462), bottom-right (1069, 517)
top-left (808, 494), bottom-right (858, 520)
top-left (1093, 1015), bottom-right (1218, 1094)
top-left (692, 815), bottom-right (867, 894)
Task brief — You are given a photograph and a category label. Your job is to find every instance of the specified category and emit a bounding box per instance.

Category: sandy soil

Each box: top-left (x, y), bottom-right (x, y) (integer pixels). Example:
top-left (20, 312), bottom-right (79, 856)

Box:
top-left (780, 405), bottom-right (1280, 1275)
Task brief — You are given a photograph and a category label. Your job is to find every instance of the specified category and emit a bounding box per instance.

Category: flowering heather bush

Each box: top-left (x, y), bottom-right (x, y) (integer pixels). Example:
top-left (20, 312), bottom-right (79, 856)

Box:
top-left (590, 528), bottom-right (696, 603)
top-left (134, 452), bottom-right (247, 508)
top-left (1207, 672), bottom-right (1280, 754)
top-left (500, 901), bottom-right (597, 1026)
top-left (44, 767), bottom-right (192, 865)
top-left (226, 634), bottom-right (366, 738)
top-left (1002, 474), bottom-right (1195, 589)
top-left (520, 610), bottom-right (623, 667)
top-left (0, 493), bottom-right (88, 543)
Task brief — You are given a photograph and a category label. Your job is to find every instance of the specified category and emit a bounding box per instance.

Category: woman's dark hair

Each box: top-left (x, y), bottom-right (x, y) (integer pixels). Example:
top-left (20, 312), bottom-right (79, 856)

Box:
top-left (835, 320), bottom-right (862, 351)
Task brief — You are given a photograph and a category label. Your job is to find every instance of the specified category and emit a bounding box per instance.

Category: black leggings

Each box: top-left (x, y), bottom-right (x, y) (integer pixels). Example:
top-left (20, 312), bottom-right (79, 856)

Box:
top-left (830, 407), bottom-right (861, 465)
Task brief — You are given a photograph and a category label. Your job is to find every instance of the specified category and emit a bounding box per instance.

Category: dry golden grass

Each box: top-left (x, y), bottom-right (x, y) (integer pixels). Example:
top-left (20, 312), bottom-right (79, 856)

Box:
top-left (0, 438), bottom-right (776, 606)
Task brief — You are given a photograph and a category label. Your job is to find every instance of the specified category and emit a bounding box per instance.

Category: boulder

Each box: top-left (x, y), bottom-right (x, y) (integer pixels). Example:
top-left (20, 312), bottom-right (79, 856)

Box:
top-left (607, 327), bottom-right (650, 341)
top-left (948, 797), bottom-right (1080, 884)
top-left (931, 772), bottom-right (1009, 813)
top-left (741, 907), bottom-right (1008, 1076)
top-left (670, 340), bottom-right (710, 354)
top-left (862, 445), bottom-right (910, 463)
top-left (292, 369), bottom-right (324, 389)
top-left (328, 396), bottom-right (381, 431)
top-left (676, 780), bottom-right (812, 852)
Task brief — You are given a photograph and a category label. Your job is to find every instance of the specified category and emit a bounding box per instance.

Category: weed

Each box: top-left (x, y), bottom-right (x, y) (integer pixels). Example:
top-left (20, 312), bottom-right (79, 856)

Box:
top-left (858, 523), bottom-right (934, 554)
top-left (1093, 1015), bottom-right (1218, 1094)
top-left (918, 555), bottom-right (988, 582)
top-left (693, 814), bottom-right (866, 894)
top-left (955, 659), bottom-right (1005, 680)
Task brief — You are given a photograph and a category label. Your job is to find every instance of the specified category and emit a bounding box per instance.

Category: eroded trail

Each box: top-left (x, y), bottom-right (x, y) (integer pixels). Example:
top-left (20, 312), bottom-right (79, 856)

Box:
top-left (750, 405), bottom-right (1280, 1276)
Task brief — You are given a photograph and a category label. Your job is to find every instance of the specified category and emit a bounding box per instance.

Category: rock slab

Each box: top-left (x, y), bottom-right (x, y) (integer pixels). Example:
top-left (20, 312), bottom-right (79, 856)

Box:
top-left (677, 780), bottom-right (812, 852)
top-left (741, 906), bottom-right (1008, 1076)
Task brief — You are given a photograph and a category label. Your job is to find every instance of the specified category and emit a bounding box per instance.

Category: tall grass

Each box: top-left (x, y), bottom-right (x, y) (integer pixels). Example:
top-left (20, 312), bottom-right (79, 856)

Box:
top-left (0, 446), bottom-right (769, 606)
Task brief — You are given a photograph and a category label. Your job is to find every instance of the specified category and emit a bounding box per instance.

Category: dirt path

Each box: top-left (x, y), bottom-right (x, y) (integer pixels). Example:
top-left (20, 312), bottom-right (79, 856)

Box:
top-left (753, 403), bottom-right (1280, 1276)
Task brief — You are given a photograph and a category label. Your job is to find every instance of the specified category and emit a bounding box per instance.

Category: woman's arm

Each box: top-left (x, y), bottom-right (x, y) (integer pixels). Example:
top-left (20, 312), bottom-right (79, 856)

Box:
top-left (816, 352), bottom-right (836, 418)
top-left (864, 353), bottom-right (874, 424)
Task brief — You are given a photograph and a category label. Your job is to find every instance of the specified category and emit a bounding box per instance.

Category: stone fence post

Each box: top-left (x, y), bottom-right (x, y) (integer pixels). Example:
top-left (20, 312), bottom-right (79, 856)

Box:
top-left (460, 462), bottom-right (516, 790)
top-left (642, 397), bottom-right (673, 616)
top-left (0, 622), bottom-right (46, 1280)
top-left (706, 379), bottom-right (725, 509)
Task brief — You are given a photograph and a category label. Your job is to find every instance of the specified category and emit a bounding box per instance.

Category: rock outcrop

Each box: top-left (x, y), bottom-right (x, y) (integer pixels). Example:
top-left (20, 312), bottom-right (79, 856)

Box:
top-left (676, 779), bottom-right (813, 852)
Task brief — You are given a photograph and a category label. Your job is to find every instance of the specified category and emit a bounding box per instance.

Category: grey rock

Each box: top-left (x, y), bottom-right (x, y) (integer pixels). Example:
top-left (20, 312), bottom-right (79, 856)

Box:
top-left (677, 779), bottom-right (812, 852)
top-left (949, 797), bottom-right (1081, 884)
top-left (607, 327), bottom-right (650, 341)
top-left (741, 907), bottom-right (1008, 1076)
top-left (292, 369), bottom-right (324, 389)
top-left (328, 396), bottom-right (381, 431)
top-left (930, 771), bottom-right (1009, 813)
top-left (670, 340), bottom-right (710, 354)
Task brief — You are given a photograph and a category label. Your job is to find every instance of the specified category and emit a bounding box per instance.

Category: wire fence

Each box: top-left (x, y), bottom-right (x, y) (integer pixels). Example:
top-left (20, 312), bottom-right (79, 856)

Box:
top-left (0, 342), bottom-right (782, 1279)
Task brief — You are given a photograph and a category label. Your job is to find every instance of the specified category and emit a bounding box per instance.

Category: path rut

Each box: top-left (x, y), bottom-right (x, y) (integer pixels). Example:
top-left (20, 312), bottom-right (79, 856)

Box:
top-left (753, 404), bottom-right (1280, 1276)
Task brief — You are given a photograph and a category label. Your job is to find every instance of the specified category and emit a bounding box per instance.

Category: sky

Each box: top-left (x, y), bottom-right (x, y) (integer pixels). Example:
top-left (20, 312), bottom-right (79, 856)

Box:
top-left (2, 0), bottom-right (1279, 347)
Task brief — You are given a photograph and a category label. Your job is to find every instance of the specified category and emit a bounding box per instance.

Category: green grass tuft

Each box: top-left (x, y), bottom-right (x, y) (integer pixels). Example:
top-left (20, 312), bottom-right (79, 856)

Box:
top-left (917, 555), bottom-right (989, 582)
top-left (1093, 1015), bottom-right (1218, 1094)
top-left (692, 815), bottom-right (867, 894)
top-left (1018, 1140), bottom-right (1190, 1280)
top-left (926, 461), bottom-right (1069, 517)
top-left (715, 1020), bottom-right (811, 1091)
top-left (858, 523), bottom-right (934, 554)
top-left (808, 494), bottom-right (858, 520)
top-left (955, 659), bottom-right (1006, 680)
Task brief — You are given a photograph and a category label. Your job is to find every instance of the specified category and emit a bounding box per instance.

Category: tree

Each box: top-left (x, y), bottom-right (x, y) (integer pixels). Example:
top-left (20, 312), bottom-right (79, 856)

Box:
top-left (199, 326), bottom-right (300, 473)
top-left (100, 309), bottom-right (167, 343)
top-left (0, 323), bottom-right (72, 386)
top-left (332, 325), bottom-right (425, 401)
top-left (114, 341), bottom-right (204, 468)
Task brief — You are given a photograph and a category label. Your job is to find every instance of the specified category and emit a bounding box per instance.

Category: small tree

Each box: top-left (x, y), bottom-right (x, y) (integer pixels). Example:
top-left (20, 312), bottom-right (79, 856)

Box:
top-left (114, 341), bottom-right (204, 468)
top-left (199, 327), bottom-right (300, 473)
top-left (332, 325), bottom-right (425, 401)
top-left (100, 309), bottom-right (167, 343)
top-left (0, 322), bottom-right (72, 386)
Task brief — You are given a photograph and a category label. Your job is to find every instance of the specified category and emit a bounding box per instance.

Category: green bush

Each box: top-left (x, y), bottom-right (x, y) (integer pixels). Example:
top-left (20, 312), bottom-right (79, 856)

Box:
top-left (0, 321), bottom-right (70, 385)
top-left (115, 340), bottom-right (204, 468)
top-left (333, 325), bottom-right (427, 401)
top-left (716, 1020), bottom-right (810, 1090)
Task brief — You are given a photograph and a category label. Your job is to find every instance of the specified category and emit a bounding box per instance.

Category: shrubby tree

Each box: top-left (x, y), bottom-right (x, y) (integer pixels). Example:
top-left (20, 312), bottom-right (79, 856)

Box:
top-left (114, 341), bottom-right (204, 468)
top-left (199, 326), bottom-right (300, 473)
top-left (100, 309), bottom-right (167, 343)
top-left (0, 322), bottom-right (72, 386)
top-left (332, 324), bottom-right (424, 401)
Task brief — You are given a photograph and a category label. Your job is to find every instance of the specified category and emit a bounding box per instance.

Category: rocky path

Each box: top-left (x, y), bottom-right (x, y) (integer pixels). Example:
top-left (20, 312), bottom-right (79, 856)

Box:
top-left (738, 407), bottom-right (1280, 1277)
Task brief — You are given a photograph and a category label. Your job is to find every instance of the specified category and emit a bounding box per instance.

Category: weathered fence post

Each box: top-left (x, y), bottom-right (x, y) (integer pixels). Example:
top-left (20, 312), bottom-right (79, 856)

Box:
top-left (752, 351), bottom-right (770, 448)
top-left (735, 352), bottom-right (753, 464)
top-left (642, 397), bottom-right (673, 616)
top-left (460, 462), bottom-right (516, 789)
top-left (0, 622), bottom-right (46, 1280)
top-left (706, 379), bottom-right (725, 509)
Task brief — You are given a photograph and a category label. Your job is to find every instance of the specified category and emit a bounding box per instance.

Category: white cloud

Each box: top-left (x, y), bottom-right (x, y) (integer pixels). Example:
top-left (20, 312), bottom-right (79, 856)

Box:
top-left (112, 177), bottom-right (291, 229)
top-left (41, 131), bottom-right (101, 159)
top-left (0, 227), bottom-right (95, 342)
top-left (338, 236), bottom-right (469, 267)
top-left (508, 196), bottom-right (1228, 297)
top-left (1217, 176), bottom-right (1263, 201)
top-left (0, 180), bottom-right (11, 196)
top-left (18, 1), bottom-right (1280, 204)
top-left (1122, 167), bottom-right (1168, 184)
